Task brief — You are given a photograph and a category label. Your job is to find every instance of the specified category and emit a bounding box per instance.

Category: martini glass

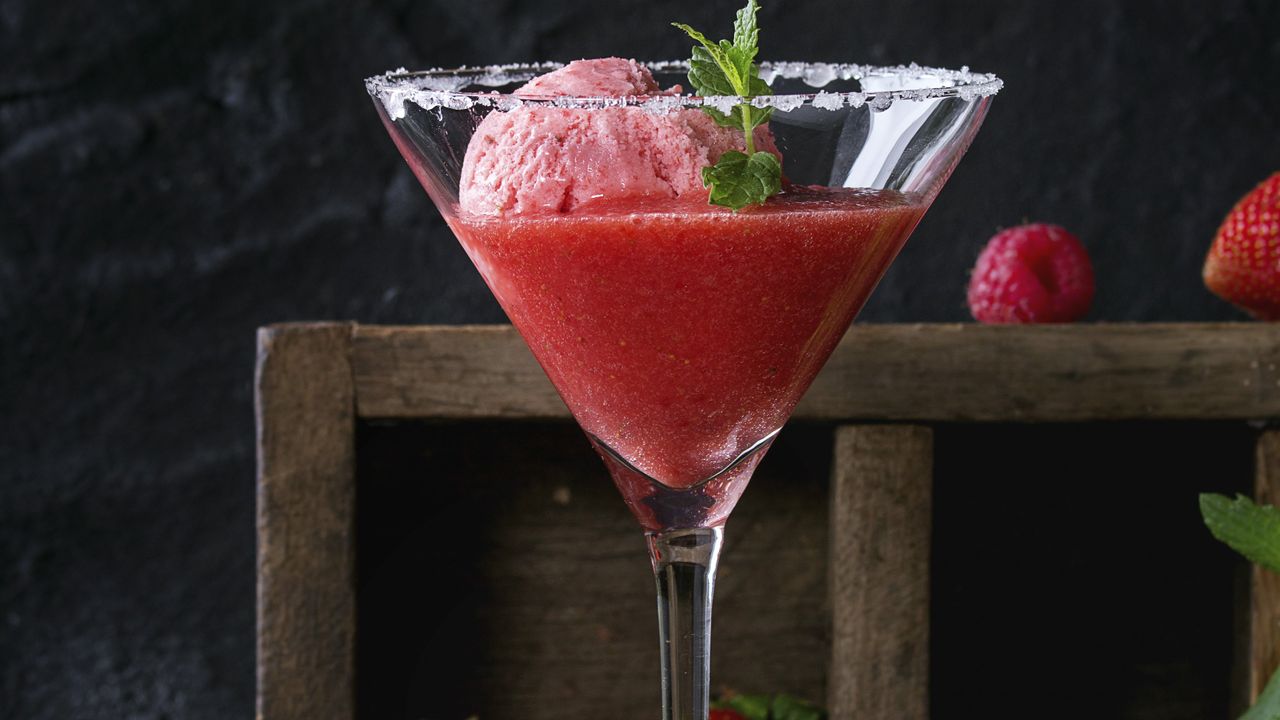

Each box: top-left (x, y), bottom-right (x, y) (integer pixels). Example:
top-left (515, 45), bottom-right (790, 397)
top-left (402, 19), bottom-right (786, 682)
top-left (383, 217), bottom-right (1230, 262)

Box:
top-left (366, 61), bottom-right (999, 720)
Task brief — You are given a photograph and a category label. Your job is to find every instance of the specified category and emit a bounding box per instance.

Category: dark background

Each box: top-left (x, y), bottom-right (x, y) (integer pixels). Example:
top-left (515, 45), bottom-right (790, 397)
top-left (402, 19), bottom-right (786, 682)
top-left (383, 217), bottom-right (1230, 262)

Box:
top-left (2, 0), bottom-right (1279, 717)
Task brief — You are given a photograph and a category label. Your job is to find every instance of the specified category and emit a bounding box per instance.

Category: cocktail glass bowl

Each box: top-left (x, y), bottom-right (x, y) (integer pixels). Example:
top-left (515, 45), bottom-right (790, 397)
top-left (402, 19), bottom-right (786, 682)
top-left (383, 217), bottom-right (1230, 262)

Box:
top-left (367, 61), bottom-right (999, 720)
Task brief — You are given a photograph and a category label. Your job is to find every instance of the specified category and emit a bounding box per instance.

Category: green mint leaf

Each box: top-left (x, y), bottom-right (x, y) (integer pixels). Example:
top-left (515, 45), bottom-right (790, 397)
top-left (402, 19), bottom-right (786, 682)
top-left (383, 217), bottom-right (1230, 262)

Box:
top-left (716, 694), bottom-right (771, 719)
top-left (733, 0), bottom-right (761, 57)
top-left (721, 41), bottom-right (754, 94)
top-left (671, 21), bottom-right (713, 49)
top-left (1243, 665), bottom-right (1280, 720)
top-left (701, 150), bottom-right (781, 210)
top-left (686, 44), bottom-right (739, 97)
top-left (770, 694), bottom-right (827, 720)
top-left (732, 0), bottom-right (757, 89)
top-left (1199, 495), bottom-right (1280, 720)
top-left (714, 693), bottom-right (828, 720)
top-left (704, 103), bottom-right (773, 131)
top-left (672, 25), bottom-right (745, 93)
top-left (702, 107), bottom-right (743, 129)
top-left (1199, 493), bottom-right (1280, 573)
top-left (747, 73), bottom-right (773, 97)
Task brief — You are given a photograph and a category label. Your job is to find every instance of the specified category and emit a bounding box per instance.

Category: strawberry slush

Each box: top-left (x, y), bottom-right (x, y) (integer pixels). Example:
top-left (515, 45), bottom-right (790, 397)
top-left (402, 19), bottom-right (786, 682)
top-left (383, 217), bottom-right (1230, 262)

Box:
top-left (449, 189), bottom-right (923, 528)
top-left (444, 58), bottom-right (925, 529)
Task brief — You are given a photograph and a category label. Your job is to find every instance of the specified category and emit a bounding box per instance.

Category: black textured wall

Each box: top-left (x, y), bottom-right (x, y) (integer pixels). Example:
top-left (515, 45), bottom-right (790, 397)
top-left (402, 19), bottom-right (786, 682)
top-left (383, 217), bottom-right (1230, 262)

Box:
top-left (2, 1), bottom-right (1278, 717)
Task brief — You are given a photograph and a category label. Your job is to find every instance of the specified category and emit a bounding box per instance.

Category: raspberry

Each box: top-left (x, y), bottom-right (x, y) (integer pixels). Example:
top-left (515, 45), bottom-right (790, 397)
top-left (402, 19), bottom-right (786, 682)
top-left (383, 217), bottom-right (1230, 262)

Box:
top-left (966, 223), bottom-right (1095, 323)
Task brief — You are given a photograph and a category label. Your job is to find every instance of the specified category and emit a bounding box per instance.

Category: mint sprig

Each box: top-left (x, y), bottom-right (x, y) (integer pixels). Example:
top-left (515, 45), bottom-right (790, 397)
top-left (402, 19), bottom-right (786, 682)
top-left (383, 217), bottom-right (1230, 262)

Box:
top-left (1199, 493), bottom-right (1280, 572)
top-left (673, 0), bottom-right (781, 210)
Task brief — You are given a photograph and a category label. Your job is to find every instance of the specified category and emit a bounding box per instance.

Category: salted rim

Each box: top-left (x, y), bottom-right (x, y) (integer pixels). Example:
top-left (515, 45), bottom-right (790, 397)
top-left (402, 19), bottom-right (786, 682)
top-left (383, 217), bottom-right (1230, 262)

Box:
top-left (365, 60), bottom-right (1003, 120)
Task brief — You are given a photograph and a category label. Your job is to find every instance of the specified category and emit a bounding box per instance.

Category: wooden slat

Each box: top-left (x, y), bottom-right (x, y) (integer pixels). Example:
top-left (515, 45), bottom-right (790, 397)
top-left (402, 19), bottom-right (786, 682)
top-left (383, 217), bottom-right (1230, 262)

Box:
top-left (351, 323), bottom-right (1280, 422)
top-left (256, 323), bottom-right (356, 720)
top-left (828, 425), bottom-right (932, 720)
top-left (354, 324), bottom-right (565, 419)
top-left (1253, 430), bottom-right (1280, 701)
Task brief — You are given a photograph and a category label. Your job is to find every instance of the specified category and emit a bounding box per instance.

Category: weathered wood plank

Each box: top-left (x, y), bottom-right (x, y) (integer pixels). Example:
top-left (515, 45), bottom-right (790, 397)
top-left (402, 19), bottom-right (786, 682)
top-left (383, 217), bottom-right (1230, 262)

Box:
top-left (354, 324), bottom-right (565, 419)
top-left (1253, 430), bottom-right (1280, 701)
top-left (351, 323), bottom-right (1280, 421)
top-left (256, 323), bottom-right (356, 720)
top-left (828, 425), bottom-right (932, 720)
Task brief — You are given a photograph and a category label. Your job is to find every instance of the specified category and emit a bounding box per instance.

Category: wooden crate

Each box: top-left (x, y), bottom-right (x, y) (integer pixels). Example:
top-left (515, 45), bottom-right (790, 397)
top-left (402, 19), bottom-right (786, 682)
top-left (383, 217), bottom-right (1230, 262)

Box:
top-left (256, 323), bottom-right (1280, 719)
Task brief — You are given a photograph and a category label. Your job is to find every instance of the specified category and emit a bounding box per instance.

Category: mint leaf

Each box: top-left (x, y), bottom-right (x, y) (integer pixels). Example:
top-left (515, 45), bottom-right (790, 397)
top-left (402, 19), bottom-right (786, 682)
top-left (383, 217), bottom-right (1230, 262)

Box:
top-left (672, 26), bottom-right (745, 92)
top-left (1243, 665), bottom-right (1280, 720)
top-left (713, 693), bottom-right (827, 720)
top-left (686, 43), bottom-right (739, 97)
top-left (716, 694), bottom-right (771, 719)
top-left (725, 0), bottom-right (762, 93)
top-left (1199, 493), bottom-right (1280, 573)
top-left (673, 0), bottom-right (781, 209)
top-left (1199, 494), bottom-right (1280, 720)
top-left (732, 0), bottom-right (761, 63)
top-left (701, 150), bottom-right (781, 210)
top-left (722, 40), bottom-right (754, 92)
top-left (770, 694), bottom-right (827, 720)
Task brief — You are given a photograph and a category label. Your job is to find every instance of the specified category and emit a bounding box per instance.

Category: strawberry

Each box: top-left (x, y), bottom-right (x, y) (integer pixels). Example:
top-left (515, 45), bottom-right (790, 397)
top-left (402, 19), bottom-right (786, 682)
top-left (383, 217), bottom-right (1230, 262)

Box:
top-left (710, 710), bottom-right (748, 720)
top-left (966, 223), bottom-right (1094, 323)
top-left (1203, 172), bottom-right (1280, 320)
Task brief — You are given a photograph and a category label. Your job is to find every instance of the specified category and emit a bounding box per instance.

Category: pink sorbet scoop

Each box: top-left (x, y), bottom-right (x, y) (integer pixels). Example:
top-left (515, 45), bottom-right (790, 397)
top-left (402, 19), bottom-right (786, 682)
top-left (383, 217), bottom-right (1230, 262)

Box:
top-left (458, 58), bottom-right (779, 215)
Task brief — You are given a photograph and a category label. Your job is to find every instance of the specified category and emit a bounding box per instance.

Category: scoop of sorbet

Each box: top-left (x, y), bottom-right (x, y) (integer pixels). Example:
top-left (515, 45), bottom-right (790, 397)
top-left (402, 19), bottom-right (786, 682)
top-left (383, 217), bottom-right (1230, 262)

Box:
top-left (458, 58), bottom-right (779, 215)
top-left (517, 57), bottom-right (663, 97)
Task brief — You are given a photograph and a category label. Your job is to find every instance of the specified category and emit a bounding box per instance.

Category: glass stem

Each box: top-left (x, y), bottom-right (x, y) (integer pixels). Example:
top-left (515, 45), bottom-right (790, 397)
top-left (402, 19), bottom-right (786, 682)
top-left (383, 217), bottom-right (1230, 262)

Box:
top-left (648, 526), bottom-right (725, 720)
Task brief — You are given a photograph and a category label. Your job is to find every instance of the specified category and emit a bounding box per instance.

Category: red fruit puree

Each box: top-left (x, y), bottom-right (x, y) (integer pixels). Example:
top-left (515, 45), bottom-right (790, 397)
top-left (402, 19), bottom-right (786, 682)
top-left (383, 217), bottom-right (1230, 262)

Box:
top-left (449, 187), bottom-right (924, 529)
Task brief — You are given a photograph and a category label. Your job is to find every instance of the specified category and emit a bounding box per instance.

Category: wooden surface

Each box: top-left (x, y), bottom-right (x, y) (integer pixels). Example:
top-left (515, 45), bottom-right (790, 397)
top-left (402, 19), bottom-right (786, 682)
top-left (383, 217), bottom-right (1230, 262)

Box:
top-left (255, 323), bottom-right (356, 720)
top-left (1254, 430), bottom-right (1280, 701)
top-left (256, 322), bottom-right (1267, 718)
top-left (353, 324), bottom-right (564, 419)
top-left (351, 323), bottom-right (1280, 421)
top-left (828, 425), bottom-right (933, 720)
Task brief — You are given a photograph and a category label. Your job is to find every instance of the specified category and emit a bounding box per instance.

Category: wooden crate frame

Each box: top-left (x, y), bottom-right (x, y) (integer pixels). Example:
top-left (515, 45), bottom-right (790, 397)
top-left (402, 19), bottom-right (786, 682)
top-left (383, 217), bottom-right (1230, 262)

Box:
top-left (256, 322), bottom-right (1280, 719)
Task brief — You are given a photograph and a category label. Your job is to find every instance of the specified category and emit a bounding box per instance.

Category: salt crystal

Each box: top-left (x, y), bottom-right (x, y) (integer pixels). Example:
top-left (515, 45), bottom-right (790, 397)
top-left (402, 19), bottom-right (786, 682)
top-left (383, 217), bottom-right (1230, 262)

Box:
top-left (801, 64), bottom-right (837, 87)
top-left (811, 92), bottom-right (844, 111)
top-left (868, 94), bottom-right (894, 112)
top-left (703, 96), bottom-right (740, 115)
